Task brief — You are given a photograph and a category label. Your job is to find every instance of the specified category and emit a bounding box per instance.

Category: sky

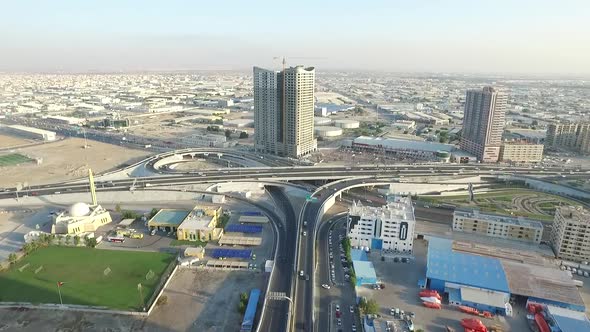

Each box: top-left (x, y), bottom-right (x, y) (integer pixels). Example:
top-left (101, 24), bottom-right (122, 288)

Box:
top-left (1, 0), bottom-right (589, 75)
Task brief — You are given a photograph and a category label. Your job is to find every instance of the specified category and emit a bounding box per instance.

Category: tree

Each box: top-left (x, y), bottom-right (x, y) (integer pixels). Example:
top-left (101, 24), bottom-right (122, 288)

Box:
top-left (239, 131), bottom-right (249, 139)
top-left (439, 136), bottom-right (448, 143)
top-left (225, 129), bottom-right (232, 138)
top-left (84, 236), bottom-right (97, 248)
top-left (23, 243), bottom-right (33, 254)
top-left (150, 208), bottom-right (159, 218)
top-left (115, 204), bottom-right (122, 212)
top-left (73, 235), bottom-right (80, 246)
top-left (532, 120), bottom-right (539, 126)
top-left (365, 299), bottom-right (379, 315)
top-left (65, 235), bottom-right (71, 246)
top-left (403, 130), bottom-right (409, 135)
top-left (8, 253), bottom-right (17, 265)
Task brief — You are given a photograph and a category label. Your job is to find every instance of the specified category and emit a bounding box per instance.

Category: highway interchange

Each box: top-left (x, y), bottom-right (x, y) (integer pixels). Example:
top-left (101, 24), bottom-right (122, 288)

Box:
top-left (2, 148), bottom-right (590, 332)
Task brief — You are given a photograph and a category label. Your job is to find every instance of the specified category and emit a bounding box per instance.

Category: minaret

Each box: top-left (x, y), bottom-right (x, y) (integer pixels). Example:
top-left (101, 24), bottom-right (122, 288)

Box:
top-left (88, 168), bottom-right (97, 206)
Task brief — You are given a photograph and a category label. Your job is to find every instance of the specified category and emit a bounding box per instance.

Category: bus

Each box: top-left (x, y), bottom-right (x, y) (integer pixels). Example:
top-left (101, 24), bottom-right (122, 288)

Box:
top-left (240, 288), bottom-right (261, 332)
top-left (107, 236), bottom-right (125, 243)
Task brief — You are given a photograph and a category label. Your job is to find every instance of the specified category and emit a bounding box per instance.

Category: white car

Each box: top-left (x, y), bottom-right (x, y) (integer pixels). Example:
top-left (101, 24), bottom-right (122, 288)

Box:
top-left (321, 284), bottom-right (331, 289)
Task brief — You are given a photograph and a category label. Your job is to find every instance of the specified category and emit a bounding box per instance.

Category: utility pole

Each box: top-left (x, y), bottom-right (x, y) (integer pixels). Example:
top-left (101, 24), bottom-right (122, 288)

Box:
top-left (137, 283), bottom-right (146, 311)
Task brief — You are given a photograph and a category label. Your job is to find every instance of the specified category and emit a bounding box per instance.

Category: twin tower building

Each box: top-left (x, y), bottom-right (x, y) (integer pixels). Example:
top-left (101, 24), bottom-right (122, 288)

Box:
top-left (253, 66), bottom-right (317, 159)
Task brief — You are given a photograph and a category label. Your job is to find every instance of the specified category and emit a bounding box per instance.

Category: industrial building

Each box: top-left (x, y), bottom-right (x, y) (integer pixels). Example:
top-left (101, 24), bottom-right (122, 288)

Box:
top-left (347, 196), bottom-right (415, 252)
top-left (177, 206), bottom-right (224, 242)
top-left (351, 249), bottom-right (378, 286)
top-left (224, 118), bottom-right (254, 128)
top-left (453, 209), bottom-right (543, 244)
top-left (253, 65), bottom-right (317, 158)
top-left (51, 169), bottom-right (112, 235)
top-left (345, 136), bottom-right (458, 162)
top-left (1, 124), bottom-right (56, 141)
top-left (499, 142), bottom-right (544, 163)
top-left (426, 237), bottom-right (585, 316)
top-left (148, 209), bottom-right (190, 233)
top-left (392, 120), bottom-right (416, 131)
top-left (44, 115), bottom-right (86, 125)
top-left (550, 206), bottom-right (590, 262)
top-left (314, 126), bottom-right (342, 137)
top-left (333, 119), bottom-right (359, 129)
top-left (460, 86), bottom-right (507, 162)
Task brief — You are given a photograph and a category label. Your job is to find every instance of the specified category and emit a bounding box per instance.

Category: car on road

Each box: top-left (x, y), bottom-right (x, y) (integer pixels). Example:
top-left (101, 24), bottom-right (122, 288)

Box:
top-left (299, 270), bottom-right (305, 278)
top-left (302, 231), bottom-right (307, 236)
top-left (337, 318), bottom-right (342, 326)
top-left (322, 284), bottom-right (331, 289)
top-left (150, 229), bottom-right (157, 236)
top-left (352, 323), bottom-right (357, 331)
top-left (349, 305), bottom-right (354, 313)
top-left (336, 304), bottom-right (340, 311)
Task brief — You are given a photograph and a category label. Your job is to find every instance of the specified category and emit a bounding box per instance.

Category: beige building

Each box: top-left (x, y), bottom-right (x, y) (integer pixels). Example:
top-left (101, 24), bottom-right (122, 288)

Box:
top-left (177, 206), bottom-right (224, 242)
top-left (550, 206), bottom-right (590, 262)
top-left (460, 87), bottom-right (507, 163)
top-left (545, 122), bottom-right (590, 154)
top-left (52, 202), bottom-right (112, 235)
top-left (499, 142), bottom-right (544, 163)
top-left (453, 209), bottom-right (543, 244)
top-left (253, 65), bottom-right (317, 158)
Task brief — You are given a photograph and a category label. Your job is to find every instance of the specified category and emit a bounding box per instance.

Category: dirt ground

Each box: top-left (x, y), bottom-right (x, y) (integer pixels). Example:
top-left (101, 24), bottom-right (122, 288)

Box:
top-left (0, 134), bottom-right (32, 148)
top-left (0, 137), bottom-right (150, 187)
top-left (148, 269), bottom-right (264, 332)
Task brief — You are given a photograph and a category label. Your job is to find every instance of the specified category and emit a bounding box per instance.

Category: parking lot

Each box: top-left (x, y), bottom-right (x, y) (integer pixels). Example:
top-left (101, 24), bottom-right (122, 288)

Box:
top-left (358, 239), bottom-right (530, 332)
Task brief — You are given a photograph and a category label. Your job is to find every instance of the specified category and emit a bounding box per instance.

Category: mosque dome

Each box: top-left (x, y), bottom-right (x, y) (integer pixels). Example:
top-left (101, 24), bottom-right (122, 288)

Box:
top-left (69, 202), bottom-right (91, 217)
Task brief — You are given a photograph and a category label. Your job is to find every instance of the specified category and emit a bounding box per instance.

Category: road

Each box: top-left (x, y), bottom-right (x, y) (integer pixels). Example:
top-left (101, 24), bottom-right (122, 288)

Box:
top-left (317, 214), bottom-right (360, 332)
top-left (256, 186), bottom-right (298, 332)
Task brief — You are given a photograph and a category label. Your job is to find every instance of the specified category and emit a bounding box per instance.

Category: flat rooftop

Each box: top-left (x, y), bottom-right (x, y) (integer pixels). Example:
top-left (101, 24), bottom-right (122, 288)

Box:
top-left (454, 208), bottom-right (544, 230)
top-left (149, 209), bottom-right (190, 226)
top-left (557, 206), bottom-right (590, 225)
top-left (427, 237), bottom-right (510, 293)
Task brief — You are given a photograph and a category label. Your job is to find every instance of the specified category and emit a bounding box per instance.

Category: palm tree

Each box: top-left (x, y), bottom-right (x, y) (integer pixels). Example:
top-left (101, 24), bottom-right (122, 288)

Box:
top-left (8, 253), bottom-right (17, 265)
top-left (73, 235), bottom-right (80, 246)
top-left (65, 235), bottom-right (71, 246)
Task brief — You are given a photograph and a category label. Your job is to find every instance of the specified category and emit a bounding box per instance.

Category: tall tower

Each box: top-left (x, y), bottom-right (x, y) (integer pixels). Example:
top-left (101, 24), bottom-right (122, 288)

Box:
top-left (88, 168), bottom-right (97, 206)
top-left (460, 86), bottom-right (506, 162)
top-left (253, 65), bottom-right (317, 158)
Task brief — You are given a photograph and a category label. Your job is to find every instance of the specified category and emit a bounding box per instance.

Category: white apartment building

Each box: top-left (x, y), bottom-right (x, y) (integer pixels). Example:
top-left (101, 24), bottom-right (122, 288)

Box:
top-left (347, 196), bottom-right (415, 252)
top-left (550, 206), bottom-right (590, 262)
top-left (453, 209), bottom-right (543, 244)
top-left (499, 142), bottom-right (544, 163)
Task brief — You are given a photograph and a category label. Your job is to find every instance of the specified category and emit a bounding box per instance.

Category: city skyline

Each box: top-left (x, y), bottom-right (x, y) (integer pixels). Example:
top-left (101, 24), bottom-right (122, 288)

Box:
top-left (1, 0), bottom-right (589, 75)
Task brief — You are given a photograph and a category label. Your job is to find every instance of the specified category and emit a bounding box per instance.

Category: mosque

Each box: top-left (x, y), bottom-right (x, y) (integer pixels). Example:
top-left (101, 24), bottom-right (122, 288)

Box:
top-left (51, 169), bottom-right (112, 235)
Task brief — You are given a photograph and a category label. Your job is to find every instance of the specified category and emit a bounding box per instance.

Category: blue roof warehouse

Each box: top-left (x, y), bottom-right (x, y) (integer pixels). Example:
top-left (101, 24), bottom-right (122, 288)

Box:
top-left (425, 237), bottom-right (585, 315)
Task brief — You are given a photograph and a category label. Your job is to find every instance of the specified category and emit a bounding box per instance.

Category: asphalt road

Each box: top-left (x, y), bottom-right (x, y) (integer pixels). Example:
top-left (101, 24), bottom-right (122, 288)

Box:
top-left (317, 215), bottom-right (360, 332)
top-left (256, 186), bottom-right (298, 332)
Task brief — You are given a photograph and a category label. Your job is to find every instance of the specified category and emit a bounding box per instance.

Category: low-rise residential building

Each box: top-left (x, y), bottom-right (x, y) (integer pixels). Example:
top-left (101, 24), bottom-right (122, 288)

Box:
top-left (550, 206), bottom-right (590, 262)
top-left (499, 142), bottom-right (544, 163)
top-left (347, 196), bottom-right (415, 253)
top-left (453, 209), bottom-right (543, 244)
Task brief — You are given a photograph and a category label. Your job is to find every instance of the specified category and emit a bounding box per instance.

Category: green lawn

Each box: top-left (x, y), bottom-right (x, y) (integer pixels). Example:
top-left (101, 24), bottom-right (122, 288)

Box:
top-left (0, 247), bottom-right (174, 310)
top-left (419, 189), bottom-right (579, 222)
top-left (0, 153), bottom-right (33, 167)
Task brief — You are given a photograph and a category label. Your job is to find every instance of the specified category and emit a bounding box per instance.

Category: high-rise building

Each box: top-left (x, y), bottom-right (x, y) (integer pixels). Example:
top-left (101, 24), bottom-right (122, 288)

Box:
top-left (460, 86), bottom-right (507, 162)
top-left (347, 196), bottom-right (415, 253)
top-left (453, 209), bottom-right (543, 244)
top-left (253, 65), bottom-right (317, 158)
top-left (550, 205), bottom-right (590, 262)
top-left (545, 122), bottom-right (590, 154)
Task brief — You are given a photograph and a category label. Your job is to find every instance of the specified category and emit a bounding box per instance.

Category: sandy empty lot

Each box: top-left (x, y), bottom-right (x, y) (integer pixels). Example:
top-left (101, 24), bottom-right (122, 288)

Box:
top-left (148, 269), bottom-right (264, 332)
top-left (0, 138), bottom-right (151, 187)
top-left (0, 134), bottom-right (32, 149)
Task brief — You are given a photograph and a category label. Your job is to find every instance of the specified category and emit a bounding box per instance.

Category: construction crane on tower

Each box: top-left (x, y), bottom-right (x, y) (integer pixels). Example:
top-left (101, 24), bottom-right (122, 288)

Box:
top-left (272, 56), bottom-right (327, 71)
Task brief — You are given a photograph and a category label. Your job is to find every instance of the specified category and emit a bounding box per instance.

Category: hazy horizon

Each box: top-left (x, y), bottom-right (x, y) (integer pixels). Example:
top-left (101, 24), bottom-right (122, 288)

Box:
top-left (1, 0), bottom-right (589, 76)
